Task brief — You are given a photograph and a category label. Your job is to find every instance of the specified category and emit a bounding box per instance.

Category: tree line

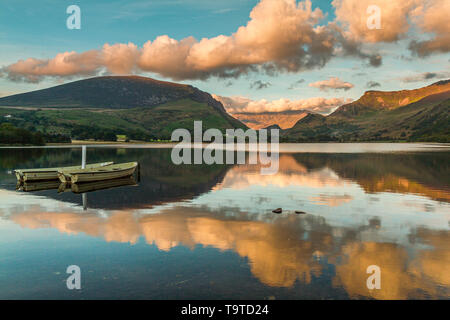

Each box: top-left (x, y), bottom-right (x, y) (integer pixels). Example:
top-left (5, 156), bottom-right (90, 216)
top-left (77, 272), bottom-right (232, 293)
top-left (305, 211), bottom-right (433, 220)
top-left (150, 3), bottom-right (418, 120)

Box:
top-left (0, 123), bottom-right (45, 145)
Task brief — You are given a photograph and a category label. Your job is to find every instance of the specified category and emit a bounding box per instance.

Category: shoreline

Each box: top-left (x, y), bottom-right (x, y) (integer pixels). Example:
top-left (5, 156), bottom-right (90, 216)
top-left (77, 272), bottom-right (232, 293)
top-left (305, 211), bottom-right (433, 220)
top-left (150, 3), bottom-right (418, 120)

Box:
top-left (1, 141), bottom-right (450, 146)
top-left (1, 142), bottom-right (449, 154)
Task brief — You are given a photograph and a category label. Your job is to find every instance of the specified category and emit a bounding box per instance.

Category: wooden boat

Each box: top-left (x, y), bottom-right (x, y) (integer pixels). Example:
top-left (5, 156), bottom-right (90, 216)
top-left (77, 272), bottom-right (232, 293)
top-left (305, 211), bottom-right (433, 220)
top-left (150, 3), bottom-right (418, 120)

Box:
top-left (58, 183), bottom-right (70, 193)
top-left (14, 162), bottom-right (113, 182)
top-left (19, 180), bottom-right (62, 192)
top-left (71, 176), bottom-right (137, 194)
top-left (58, 162), bottom-right (138, 183)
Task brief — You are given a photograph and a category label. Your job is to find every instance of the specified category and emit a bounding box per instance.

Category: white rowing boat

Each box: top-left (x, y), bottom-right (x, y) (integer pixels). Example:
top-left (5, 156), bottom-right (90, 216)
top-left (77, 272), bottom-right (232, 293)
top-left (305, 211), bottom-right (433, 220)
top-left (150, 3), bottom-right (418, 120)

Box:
top-left (14, 162), bottom-right (113, 182)
top-left (58, 162), bottom-right (138, 183)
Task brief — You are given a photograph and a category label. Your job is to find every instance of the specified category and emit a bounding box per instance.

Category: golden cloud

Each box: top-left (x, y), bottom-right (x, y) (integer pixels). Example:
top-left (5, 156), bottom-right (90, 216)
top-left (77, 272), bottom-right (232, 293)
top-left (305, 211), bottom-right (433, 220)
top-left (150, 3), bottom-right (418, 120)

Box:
top-left (2, 0), bottom-right (383, 83)
top-left (213, 94), bottom-right (352, 114)
top-left (308, 77), bottom-right (354, 91)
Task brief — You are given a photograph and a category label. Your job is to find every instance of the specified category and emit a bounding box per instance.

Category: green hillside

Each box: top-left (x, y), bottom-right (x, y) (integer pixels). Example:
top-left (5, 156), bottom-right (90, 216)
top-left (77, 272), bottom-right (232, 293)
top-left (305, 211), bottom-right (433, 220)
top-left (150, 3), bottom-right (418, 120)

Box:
top-left (0, 99), bottom-right (246, 141)
top-left (0, 76), bottom-right (246, 143)
top-left (283, 80), bottom-right (450, 143)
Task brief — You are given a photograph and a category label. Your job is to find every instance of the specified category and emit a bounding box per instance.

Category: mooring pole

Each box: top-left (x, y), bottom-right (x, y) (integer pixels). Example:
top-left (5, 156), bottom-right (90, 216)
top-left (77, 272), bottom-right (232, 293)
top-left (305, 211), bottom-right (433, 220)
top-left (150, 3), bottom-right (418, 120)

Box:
top-left (81, 145), bottom-right (87, 210)
top-left (82, 193), bottom-right (87, 211)
top-left (137, 162), bottom-right (141, 183)
top-left (81, 145), bottom-right (86, 169)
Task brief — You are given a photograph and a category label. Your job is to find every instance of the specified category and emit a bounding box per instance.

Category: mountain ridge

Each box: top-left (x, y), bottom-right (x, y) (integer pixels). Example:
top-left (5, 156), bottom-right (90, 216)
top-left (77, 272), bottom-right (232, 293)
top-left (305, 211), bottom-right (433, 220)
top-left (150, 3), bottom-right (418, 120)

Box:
top-left (0, 76), bottom-right (246, 142)
top-left (0, 76), bottom-right (448, 143)
top-left (331, 80), bottom-right (450, 118)
top-left (284, 80), bottom-right (450, 142)
top-left (0, 75), bottom-right (227, 112)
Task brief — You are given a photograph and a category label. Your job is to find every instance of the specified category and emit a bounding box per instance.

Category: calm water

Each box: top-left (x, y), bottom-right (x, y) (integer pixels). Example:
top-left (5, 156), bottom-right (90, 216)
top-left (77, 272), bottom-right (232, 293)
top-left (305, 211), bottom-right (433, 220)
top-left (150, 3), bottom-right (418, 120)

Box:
top-left (0, 144), bottom-right (449, 300)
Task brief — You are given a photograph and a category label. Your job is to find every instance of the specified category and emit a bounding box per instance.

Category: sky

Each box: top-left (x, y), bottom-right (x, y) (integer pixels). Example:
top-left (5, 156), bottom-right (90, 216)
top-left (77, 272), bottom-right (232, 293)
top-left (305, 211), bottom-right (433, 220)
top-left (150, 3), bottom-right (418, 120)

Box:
top-left (0, 0), bottom-right (449, 114)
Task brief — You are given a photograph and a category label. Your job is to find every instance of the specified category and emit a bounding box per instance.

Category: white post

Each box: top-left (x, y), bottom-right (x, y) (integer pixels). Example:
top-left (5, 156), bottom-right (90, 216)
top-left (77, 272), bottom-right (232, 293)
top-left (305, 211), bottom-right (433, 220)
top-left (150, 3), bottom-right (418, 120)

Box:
top-left (81, 145), bottom-right (87, 210)
top-left (82, 193), bottom-right (87, 211)
top-left (81, 145), bottom-right (86, 169)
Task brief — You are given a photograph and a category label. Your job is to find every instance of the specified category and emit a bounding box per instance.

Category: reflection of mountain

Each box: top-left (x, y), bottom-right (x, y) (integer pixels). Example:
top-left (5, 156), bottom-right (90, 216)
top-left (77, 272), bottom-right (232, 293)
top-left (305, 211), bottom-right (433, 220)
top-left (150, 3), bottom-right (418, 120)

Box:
top-left (214, 153), bottom-right (449, 203)
top-left (289, 153), bottom-right (450, 202)
top-left (213, 154), bottom-right (346, 190)
top-left (2, 149), bottom-right (448, 208)
top-left (4, 199), bottom-right (449, 298)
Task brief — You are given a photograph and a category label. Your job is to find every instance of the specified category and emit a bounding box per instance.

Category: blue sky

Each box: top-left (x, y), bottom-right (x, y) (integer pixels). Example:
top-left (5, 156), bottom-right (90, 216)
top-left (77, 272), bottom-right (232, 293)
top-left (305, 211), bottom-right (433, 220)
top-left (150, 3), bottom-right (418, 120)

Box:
top-left (0, 0), bottom-right (449, 113)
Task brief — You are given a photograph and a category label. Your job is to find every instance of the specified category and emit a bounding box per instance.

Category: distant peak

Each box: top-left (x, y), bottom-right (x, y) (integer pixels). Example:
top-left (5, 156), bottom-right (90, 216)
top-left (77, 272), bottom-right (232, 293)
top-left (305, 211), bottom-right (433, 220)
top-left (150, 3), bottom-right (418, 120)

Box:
top-left (430, 79), bottom-right (450, 86)
top-left (363, 90), bottom-right (382, 95)
top-left (81, 75), bottom-right (189, 87)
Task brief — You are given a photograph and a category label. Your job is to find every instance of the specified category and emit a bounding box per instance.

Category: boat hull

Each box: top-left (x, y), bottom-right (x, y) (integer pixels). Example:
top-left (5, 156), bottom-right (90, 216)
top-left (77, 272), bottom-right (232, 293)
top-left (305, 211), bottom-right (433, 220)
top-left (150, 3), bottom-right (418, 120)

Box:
top-left (23, 171), bottom-right (59, 182)
top-left (70, 165), bottom-right (137, 183)
top-left (15, 162), bottom-right (113, 182)
top-left (20, 180), bottom-right (62, 192)
top-left (71, 176), bottom-right (137, 193)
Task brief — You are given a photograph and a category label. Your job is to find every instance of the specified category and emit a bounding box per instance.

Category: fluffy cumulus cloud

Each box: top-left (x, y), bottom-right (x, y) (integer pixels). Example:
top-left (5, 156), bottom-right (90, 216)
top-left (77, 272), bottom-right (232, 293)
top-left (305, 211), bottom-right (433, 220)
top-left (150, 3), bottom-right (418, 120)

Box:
top-left (1, 0), bottom-right (380, 83)
top-left (333, 0), bottom-right (450, 56)
top-left (309, 77), bottom-right (354, 91)
top-left (409, 0), bottom-right (450, 56)
top-left (213, 94), bottom-right (352, 114)
top-left (332, 0), bottom-right (420, 43)
top-left (2, 44), bottom-right (138, 83)
top-left (102, 43), bottom-right (140, 74)
top-left (3, 50), bottom-right (101, 83)
top-left (1, 0), bottom-right (448, 83)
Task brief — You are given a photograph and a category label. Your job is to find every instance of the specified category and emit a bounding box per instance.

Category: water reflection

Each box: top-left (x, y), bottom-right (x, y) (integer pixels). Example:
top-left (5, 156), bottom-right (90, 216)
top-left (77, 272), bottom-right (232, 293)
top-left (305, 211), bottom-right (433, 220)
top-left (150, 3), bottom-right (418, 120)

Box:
top-left (2, 149), bottom-right (449, 207)
top-left (334, 229), bottom-right (450, 299)
top-left (0, 147), bottom-right (449, 299)
top-left (2, 196), bottom-right (449, 298)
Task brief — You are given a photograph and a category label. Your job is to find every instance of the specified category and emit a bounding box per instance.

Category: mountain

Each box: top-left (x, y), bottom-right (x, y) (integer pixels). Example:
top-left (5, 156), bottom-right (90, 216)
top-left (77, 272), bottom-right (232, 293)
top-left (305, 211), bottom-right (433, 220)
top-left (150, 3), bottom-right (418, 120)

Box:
top-left (230, 110), bottom-right (310, 130)
top-left (331, 79), bottom-right (450, 117)
top-left (0, 76), bottom-right (216, 110)
top-left (284, 80), bottom-right (450, 142)
top-left (0, 76), bottom-right (246, 141)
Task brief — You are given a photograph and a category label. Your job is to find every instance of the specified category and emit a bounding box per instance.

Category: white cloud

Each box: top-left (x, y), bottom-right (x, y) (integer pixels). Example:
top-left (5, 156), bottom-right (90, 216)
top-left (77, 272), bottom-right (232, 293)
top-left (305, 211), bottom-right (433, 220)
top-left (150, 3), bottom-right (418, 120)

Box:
top-left (333, 0), bottom-right (450, 56)
top-left (213, 94), bottom-right (352, 114)
top-left (2, 0), bottom-right (448, 83)
top-left (1, 0), bottom-right (379, 83)
top-left (309, 77), bottom-right (354, 91)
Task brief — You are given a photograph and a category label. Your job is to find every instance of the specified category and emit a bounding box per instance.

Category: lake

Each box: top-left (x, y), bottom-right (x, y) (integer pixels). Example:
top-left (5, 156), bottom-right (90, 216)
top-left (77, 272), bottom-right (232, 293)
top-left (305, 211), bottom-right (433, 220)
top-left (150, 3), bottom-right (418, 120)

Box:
top-left (0, 143), bottom-right (449, 299)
